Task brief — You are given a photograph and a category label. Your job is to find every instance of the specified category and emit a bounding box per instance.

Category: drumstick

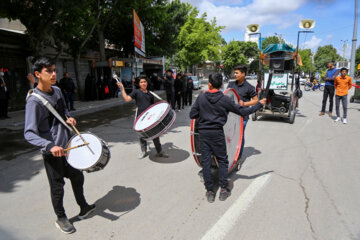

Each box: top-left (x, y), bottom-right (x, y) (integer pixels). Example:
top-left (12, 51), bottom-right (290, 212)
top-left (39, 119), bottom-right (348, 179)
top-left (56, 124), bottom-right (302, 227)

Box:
top-left (66, 116), bottom-right (95, 155)
top-left (64, 143), bottom-right (89, 152)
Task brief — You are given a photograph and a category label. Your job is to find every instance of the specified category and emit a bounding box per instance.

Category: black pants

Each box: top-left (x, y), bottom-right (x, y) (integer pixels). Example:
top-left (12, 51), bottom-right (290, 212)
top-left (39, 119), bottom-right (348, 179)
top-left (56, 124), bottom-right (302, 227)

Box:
top-left (139, 137), bottom-right (162, 153)
top-left (181, 91), bottom-right (186, 107)
top-left (175, 93), bottom-right (182, 110)
top-left (0, 98), bottom-right (9, 117)
top-left (185, 90), bottom-right (193, 105)
top-left (43, 154), bottom-right (88, 218)
top-left (166, 92), bottom-right (175, 109)
top-left (321, 85), bottom-right (335, 113)
top-left (199, 130), bottom-right (228, 191)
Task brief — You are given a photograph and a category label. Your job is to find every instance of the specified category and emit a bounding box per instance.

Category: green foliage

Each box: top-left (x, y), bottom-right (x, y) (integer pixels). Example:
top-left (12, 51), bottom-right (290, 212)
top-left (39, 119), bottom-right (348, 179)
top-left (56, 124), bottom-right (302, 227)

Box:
top-left (313, 45), bottom-right (341, 72)
top-left (261, 36), bottom-right (280, 50)
top-left (176, 9), bottom-right (224, 69)
top-left (298, 49), bottom-right (315, 74)
top-left (221, 41), bottom-right (259, 74)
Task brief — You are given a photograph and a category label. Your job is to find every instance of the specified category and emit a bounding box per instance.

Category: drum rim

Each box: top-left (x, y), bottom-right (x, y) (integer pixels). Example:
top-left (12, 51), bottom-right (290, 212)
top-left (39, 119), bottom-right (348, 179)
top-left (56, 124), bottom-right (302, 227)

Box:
top-left (190, 119), bottom-right (201, 167)
top-left (133, 100), bottom-right (170, 132)
top-left (66, 132), bottom-right (105, 170)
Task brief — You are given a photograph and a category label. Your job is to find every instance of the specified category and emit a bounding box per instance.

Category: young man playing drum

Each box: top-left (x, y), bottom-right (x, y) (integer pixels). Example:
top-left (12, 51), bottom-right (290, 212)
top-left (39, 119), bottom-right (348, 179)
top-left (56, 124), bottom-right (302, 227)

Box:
top-left (190, 73), bottom-right (266, 202)
top-left (227, 65), bottom-right (258, 162)
top-left (117, 75), bottom-right (169, 159)
top-left (24, 57), bottom-right (95, 234)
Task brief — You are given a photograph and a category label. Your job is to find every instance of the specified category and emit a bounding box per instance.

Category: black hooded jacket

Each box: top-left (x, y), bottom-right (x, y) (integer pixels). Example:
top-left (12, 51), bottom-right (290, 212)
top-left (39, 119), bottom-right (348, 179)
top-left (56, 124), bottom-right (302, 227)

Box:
top-left (189, 90), bottom-right (262, 132)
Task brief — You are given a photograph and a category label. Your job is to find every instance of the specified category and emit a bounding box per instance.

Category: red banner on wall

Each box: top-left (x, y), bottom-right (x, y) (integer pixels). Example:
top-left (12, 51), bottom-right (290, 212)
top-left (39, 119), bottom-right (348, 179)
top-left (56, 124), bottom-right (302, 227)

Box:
top-left (133, 9), bottom-right (145, 57)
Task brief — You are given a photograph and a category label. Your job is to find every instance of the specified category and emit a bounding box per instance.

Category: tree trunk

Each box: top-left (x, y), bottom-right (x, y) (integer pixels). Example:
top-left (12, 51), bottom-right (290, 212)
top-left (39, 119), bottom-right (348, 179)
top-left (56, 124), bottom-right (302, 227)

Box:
top-left (98, 26), bottom-right (106, 61)
top-left (73, 53), bottom-right (84, 100)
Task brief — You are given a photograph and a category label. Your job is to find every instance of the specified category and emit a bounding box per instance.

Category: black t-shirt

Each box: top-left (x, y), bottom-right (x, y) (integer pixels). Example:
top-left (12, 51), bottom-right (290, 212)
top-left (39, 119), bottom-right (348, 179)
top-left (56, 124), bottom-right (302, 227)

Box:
top-left (129, 89), bottom-right (154, 116)
top-left (227, 80), bottom-right (257, 121)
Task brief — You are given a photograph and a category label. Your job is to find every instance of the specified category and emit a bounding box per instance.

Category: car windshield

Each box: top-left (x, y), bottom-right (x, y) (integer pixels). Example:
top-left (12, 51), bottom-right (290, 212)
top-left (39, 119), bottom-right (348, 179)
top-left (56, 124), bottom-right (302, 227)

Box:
top-left (191, 76), bottom-right (198, 81)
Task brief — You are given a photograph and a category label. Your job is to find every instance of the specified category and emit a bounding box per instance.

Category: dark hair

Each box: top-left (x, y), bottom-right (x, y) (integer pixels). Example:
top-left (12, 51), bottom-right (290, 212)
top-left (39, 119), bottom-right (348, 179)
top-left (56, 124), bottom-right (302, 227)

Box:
top-left (138, 74), bottom-right (147, 81)
top-left (32, 57), bottom-right (55, 73)
top-left (340, 67), bottom-right (348, 72)
top-left (233, 65), bottom-right (247, 75)
top-left (166, 69), bottom-right (173, 73)
top-left (176, 73), bottom-right (181, 78)
top-left (209, 72), bottom-right (223, 89)
top-left (63, 72), bottom-right (69, 77)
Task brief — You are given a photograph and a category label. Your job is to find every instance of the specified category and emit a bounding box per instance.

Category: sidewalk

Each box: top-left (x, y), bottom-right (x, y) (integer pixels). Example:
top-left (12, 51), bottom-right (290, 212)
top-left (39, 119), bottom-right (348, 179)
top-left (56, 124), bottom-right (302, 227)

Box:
top-left (0, 90), bottom-right (166, 130)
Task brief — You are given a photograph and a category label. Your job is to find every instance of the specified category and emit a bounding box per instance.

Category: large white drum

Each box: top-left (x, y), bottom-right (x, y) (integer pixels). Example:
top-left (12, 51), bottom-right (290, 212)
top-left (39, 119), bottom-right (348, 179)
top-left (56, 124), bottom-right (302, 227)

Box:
top-left (66, 132), bottom-right (110, 172)
top-left (190, 88), bottom-right (244, 172)
top-left (133, 100), bottom-right (176, 140)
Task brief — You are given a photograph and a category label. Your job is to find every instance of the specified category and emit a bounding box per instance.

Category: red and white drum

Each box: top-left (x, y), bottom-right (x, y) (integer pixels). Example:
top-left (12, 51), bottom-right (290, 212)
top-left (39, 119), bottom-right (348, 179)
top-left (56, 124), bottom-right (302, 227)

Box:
top-left (133, 100), bottom-right (176, 140)
top-left (190, 88), bottom-right (244, 172)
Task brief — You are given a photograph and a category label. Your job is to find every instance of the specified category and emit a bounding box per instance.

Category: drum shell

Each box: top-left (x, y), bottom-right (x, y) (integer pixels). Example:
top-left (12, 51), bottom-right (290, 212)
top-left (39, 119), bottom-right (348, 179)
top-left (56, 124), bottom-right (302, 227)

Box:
top-left (133, 101), bottom-right (176, 140)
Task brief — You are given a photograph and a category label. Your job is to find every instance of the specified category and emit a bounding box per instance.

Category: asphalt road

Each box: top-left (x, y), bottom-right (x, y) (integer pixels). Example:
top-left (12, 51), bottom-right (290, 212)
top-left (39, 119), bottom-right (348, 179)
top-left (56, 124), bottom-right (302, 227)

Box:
top-left (1, 84), bottom-right (360, 240)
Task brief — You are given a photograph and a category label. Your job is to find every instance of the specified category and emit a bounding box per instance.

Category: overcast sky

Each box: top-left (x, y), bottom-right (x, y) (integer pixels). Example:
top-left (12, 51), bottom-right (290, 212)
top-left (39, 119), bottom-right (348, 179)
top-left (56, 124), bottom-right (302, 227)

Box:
top-left (180, 0), bottom-right (357, 58)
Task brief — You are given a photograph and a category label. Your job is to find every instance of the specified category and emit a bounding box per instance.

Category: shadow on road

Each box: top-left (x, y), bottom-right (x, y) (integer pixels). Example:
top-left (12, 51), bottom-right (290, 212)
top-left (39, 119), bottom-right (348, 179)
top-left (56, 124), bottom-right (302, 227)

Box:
top-left (148, 142), bottom-right (190, 164)
top-left (242, 146), bottom-right (261, 160)
top-left (70, 185), bottom-right (141, 223)
top-left (231, 170), bottom-right (273, 181)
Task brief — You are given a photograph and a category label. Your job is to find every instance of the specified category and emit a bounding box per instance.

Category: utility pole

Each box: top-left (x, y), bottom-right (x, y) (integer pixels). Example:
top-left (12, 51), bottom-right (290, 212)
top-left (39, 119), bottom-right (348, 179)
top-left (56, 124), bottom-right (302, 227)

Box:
top-left (341, 40), bottom-right (348, 60)
top-left (350, 0), bottom-right (358, 79)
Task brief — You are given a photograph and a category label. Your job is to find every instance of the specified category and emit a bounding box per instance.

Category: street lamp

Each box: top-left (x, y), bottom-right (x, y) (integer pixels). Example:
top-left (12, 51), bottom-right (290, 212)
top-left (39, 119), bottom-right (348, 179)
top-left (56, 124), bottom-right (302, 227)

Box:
top-left (294, 19), bottom-right (315, 90)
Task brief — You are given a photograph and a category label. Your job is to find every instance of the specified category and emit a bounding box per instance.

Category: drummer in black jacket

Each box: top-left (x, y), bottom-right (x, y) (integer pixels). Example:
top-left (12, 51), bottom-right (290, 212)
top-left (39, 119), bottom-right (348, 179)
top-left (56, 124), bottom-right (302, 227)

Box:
top-left (117, 75), bottom-right (168, 159)
top-left (189, 73), bottom-right (266, 202)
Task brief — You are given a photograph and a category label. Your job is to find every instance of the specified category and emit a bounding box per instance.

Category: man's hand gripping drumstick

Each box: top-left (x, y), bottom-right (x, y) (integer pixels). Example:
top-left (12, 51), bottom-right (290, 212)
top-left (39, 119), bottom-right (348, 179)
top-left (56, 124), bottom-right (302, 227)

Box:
top-left (66, 116), bottom-right (95, 155)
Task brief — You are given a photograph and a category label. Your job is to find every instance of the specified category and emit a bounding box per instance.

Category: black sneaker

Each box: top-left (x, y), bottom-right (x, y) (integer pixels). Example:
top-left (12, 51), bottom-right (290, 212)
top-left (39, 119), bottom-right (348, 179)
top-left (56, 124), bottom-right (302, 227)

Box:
top-left (206, 191), bottom-right (215, 203)
top-left (78, 204), bottom-right (96, 220)
top-left (55, 217), bottom-right (76, 234)
top-left (219, 188), bottom-right (231, 201)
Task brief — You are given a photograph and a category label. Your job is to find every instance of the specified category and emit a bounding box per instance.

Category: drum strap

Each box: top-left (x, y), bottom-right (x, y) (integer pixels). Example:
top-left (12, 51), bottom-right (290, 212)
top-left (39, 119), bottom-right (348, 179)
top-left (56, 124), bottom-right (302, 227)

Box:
top-left (26, 89), bottom-right (74, 133)
top-left (149, 91), bottom-right (162, 101)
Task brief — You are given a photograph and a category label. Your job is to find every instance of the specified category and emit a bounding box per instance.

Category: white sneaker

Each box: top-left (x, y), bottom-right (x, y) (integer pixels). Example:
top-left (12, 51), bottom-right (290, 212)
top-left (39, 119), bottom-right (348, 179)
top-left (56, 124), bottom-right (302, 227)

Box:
top-left (342, 118), bottom-right (347, 124)
top-left (335, 117), bottom-right (341, 122)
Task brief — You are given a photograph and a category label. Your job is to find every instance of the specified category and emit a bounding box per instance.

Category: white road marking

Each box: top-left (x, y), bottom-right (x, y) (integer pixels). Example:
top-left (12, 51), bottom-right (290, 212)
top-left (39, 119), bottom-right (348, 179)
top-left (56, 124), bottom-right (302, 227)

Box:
top-left (201, 173), bottom-right (272, 240)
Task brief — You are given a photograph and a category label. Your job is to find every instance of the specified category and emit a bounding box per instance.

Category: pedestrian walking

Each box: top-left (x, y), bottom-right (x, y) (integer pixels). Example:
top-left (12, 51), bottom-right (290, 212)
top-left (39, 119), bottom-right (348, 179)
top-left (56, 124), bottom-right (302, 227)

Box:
top-left (24, 57), bottom-right (95, 234)
top-left (189, 73), bottom-right (265, 202)
top-left (334, 67), bottom-right (352, 124)
top-left (320, 61), bottom-right (339, 116)
top-left (164, 69), bottom-right (175, 109)
top-left (174, 73), bottom-right (183, 111)
top-left (227, 65), bottom-right (258, 161)
top-left (59, 72), bottom-right (76, 111)
top-left (0, 71), bottom-right (10, 119)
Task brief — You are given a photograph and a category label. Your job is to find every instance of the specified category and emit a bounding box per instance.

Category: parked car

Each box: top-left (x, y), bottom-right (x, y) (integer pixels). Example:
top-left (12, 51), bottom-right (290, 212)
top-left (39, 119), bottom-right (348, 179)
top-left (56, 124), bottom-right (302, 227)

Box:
top-left (190, 76), bottom-right (201, 89)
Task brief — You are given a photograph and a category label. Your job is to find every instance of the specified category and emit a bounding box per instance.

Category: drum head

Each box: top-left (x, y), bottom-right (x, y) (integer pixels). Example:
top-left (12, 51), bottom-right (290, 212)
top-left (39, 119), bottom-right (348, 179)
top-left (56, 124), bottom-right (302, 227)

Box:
top-left (66, 133), bottom-right (102, 170)
top-left (134, 101), bottom-right (169, 131)
top-left (223, 88), bottom-right (243, 171)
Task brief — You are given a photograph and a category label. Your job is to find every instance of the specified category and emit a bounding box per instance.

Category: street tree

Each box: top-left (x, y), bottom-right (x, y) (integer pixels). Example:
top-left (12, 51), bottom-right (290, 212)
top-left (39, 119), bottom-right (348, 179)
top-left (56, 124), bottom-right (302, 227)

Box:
top-left (176, 9), bottom-right (224, 71)
top-left (298, 49), bottom-right (315, 75)
top-left (261, 36), bottom-right (280, 50)
top-left (314, 45), bottom-right (341, 72)
top-left (221, 41), bottom-right (259, 75)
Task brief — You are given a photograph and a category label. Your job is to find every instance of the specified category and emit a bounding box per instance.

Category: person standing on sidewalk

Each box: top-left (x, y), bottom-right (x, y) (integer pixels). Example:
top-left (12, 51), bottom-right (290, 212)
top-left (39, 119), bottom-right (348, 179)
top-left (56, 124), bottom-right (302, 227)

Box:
top-left (116, 75), bottom-right (169, 159)
top-left (319, 62), bottom-right (339, 116)
top-left (334, 67), bottom-right (352, 124)
top-left (164, 69), bottom-right (175, 109)
top-left (180, 72), bottom-right (187, 108)
top-left (24, 57), bottom-right (95, 234)
top-left (227, 65), bottom-right (258, 162)
top-left (0, 71), bottom-right (10, 119)
top-left (185, 73), bottom-right (194, 106)
top-left (174, 73), bottom-right (183, 111)
top-left (60, 72), bottom-right (76, 111)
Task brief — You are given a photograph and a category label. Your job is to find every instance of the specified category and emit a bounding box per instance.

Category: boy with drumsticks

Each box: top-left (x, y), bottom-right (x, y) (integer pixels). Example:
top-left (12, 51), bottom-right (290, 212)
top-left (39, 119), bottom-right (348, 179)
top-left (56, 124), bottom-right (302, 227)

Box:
top-left (190, 73), bottom-right (266, 202)
top-left (116, 74), bottom-right (168, 159)
top-left (24, 57), bottom-right (95, 234)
